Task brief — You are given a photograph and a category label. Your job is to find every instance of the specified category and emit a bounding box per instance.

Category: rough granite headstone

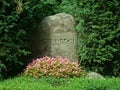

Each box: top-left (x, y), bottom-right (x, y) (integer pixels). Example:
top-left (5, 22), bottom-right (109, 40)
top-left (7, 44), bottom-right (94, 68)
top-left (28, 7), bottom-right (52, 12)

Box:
top-left (31, 13), bottom-right (78, 62)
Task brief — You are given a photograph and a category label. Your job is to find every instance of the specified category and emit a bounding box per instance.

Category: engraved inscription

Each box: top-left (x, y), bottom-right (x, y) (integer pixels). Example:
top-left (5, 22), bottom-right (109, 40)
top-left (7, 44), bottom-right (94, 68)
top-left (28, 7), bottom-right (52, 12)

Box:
top-left (40, 39), bottom-right (75, 44)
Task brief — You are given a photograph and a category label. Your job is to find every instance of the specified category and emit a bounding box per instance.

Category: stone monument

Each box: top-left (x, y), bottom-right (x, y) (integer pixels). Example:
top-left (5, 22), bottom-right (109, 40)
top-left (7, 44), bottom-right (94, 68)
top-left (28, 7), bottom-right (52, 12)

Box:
top-left (31, 13), bottom-right (78, 62)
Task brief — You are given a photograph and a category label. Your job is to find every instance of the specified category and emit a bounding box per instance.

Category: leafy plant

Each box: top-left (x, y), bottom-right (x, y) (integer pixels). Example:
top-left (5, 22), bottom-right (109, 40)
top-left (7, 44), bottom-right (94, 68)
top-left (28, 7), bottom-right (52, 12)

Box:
top-left (0, 0), bottom-right (31, 77)
top-left (55, 0), bottom-right (120, 76)
top-left (77, 0), bottom-right (120, 76)
top-left (0, 0), bottom-right (58, 78)
top-left (24, 56), bottom-right (83, 78)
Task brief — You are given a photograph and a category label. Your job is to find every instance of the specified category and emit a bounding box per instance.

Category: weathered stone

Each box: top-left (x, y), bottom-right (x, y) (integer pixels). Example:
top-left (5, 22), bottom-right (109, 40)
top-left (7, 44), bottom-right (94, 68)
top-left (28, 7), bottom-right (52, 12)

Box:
top-left (31, 13), bottom-right (78, 62)
top-left (87, 72), bottom-right (105, 79)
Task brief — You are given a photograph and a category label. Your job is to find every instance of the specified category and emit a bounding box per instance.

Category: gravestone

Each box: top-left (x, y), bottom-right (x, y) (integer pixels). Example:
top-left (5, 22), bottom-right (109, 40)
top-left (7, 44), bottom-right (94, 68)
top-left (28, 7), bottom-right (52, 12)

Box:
top-left (31, 13), bottom-right (78, 62)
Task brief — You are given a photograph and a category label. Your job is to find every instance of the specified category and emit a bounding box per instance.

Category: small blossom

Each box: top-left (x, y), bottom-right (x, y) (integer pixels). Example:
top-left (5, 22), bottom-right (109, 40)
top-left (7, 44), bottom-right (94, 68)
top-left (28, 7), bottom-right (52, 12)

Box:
top-left (23, 56), bottom-right (83, 78)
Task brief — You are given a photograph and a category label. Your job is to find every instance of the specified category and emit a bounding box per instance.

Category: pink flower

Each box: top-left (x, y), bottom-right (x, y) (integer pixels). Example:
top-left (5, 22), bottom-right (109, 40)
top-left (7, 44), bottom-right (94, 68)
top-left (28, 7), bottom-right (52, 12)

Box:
top-left (23, 56), bottom-right (83, 78)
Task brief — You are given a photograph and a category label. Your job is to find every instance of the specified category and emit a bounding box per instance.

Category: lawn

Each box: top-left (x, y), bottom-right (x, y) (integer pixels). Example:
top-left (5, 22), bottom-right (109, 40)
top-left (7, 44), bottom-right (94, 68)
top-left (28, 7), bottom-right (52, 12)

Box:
top-left (0, 76), bottom-right (120, 90)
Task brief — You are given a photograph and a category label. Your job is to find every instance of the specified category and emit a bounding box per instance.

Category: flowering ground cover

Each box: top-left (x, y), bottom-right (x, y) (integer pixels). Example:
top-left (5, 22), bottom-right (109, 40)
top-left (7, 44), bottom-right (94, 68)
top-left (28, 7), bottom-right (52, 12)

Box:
top-left (24, 56), bottom-right (84, 78)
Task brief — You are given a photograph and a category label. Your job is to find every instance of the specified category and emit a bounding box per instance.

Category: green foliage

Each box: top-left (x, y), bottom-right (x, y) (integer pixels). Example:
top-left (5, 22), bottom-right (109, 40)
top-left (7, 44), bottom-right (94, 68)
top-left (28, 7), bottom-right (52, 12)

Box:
top-left (76, 0), bottom-right (120, 76)
top-left (0, 0), bottom-right (58, 77)
top-left (24, 56), bottom-right (83, 78)
top-left (0, 76), bottom-right (120, 90)
top-left (55, 0), bottom-right (120, 76)
top-left (0, 0), bottom-right (30, 77)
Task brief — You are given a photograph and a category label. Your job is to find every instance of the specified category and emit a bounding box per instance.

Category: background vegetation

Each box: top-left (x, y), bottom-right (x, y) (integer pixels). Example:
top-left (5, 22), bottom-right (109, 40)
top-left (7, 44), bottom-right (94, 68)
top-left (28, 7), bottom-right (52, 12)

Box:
top-left (77, 0), bottom-right (120, 76)
top-left (0, 0), bottom-right (120, 78)
top-left (0, 0), bottom-right (58, 78)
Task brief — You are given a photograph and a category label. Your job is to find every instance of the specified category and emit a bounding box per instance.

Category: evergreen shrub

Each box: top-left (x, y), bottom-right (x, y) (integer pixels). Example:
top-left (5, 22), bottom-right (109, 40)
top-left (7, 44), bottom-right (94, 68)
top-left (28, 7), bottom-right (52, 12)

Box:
top-left (0, 0), bottom-right (58, 77)
top-left (56, 0), bottom-right (120, 76)
top-left (77, 0), bottom-right (120, 76)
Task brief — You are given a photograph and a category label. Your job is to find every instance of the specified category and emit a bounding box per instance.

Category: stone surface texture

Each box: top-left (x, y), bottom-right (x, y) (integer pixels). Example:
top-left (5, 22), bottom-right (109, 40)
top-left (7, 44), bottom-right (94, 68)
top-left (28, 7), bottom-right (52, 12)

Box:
top-left (87, 72), bottom-right (105, 79)
top-left (31, 13), bottom-right (78, 62)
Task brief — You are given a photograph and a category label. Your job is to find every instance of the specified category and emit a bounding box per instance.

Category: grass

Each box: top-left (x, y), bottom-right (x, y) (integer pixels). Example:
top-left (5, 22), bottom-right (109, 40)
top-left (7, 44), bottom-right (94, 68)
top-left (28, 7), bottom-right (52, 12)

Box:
top-left (0, 76), bottom-right (120, 90)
